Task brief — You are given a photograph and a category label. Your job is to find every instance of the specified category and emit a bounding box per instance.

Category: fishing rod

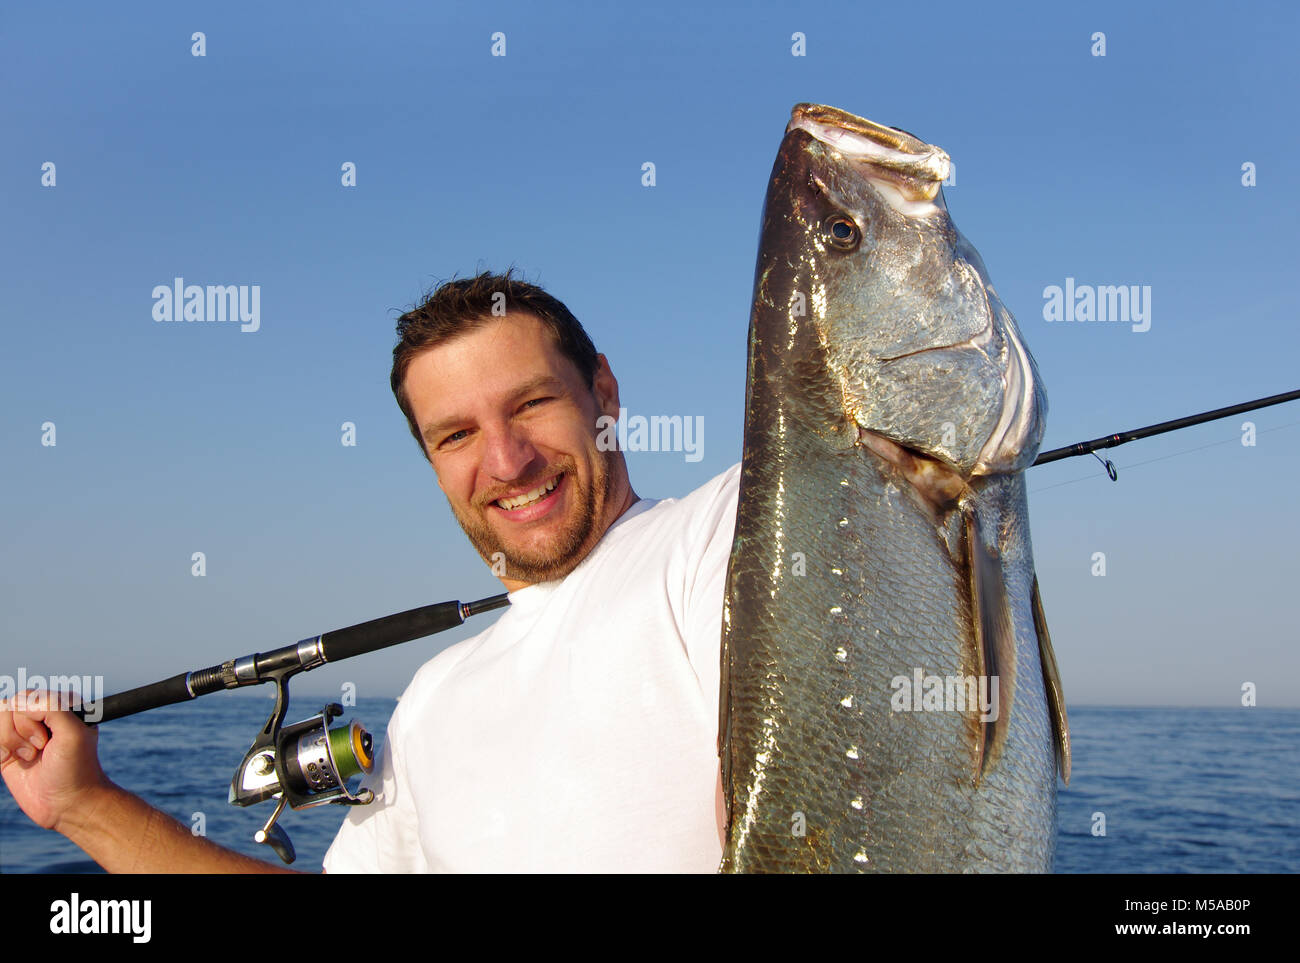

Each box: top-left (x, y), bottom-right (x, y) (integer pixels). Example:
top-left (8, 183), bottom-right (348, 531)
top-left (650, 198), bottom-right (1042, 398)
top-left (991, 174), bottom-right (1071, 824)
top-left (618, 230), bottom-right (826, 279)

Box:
top-left (1032, 387), bottom-right (1300, 479)
top-left (71, 592), bottom-right (509, 864)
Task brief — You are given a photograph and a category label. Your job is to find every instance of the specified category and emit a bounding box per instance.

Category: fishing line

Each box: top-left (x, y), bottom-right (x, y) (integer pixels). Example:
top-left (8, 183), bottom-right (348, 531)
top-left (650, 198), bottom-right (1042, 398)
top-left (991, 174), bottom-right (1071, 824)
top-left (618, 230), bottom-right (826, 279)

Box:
top-left (1029, 419), bottom-right (1300, 495)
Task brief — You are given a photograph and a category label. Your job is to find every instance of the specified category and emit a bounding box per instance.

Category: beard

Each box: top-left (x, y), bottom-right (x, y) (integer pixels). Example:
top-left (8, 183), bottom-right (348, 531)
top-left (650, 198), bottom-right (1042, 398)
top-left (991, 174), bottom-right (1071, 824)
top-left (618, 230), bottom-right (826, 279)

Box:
top-left (450, 449), bottom-right (616, 586)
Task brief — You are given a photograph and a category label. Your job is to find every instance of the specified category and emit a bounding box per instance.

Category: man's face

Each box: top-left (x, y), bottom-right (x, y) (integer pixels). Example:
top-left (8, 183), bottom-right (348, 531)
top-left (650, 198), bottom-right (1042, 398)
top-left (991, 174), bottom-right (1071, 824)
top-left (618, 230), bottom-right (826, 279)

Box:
top-left (404, 313), bottom-right (629, 588)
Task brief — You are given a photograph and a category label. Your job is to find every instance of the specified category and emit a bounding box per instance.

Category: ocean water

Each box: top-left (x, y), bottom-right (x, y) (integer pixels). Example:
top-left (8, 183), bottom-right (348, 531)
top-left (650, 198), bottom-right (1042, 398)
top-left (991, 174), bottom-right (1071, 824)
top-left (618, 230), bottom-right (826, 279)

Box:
top-left (1, 700), bottom-right (1295, 873)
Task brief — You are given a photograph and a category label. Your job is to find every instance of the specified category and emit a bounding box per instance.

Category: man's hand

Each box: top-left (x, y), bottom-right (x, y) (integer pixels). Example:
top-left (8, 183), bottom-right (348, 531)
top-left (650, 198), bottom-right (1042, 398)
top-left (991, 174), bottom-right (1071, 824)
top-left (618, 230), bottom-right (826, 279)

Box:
top-left (0, 689), bottom-right (107, 833)
top-left (1, 689), bottom-right (301, 873)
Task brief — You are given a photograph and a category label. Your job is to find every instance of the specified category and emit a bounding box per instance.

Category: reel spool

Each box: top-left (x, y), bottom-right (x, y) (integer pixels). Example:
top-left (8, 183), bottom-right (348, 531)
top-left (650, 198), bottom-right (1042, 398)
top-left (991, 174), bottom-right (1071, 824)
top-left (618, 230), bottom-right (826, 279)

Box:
top-left (285, 715), bottom-right (374, 794)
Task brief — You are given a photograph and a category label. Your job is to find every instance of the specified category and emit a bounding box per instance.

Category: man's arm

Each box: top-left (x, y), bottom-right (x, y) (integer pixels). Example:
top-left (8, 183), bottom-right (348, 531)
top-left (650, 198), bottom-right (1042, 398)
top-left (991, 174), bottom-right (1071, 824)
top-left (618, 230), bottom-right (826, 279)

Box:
top-left (0, 690), bottom-right (302, 874)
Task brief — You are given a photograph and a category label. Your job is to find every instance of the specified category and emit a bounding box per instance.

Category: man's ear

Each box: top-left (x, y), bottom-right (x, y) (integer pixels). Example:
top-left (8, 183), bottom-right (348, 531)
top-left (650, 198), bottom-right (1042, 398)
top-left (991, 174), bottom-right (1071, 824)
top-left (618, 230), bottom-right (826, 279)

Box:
top-left (592, 354), bottom-right (621, 419)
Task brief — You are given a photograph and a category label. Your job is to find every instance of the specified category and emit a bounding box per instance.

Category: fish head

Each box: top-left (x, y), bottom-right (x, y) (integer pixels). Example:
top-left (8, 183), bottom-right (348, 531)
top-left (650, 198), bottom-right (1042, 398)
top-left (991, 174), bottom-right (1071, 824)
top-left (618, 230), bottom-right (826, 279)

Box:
top-left (757, 103), bottom-right (1046, 479)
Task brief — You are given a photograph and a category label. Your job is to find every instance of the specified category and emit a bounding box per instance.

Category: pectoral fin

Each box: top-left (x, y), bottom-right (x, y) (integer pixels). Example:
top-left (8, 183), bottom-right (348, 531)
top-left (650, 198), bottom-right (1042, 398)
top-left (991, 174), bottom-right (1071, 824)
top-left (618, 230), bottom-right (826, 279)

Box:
top-left (965, 507), bottom-right (1016, 785)
top-left (1031, 575), bottom-right (1071, 784)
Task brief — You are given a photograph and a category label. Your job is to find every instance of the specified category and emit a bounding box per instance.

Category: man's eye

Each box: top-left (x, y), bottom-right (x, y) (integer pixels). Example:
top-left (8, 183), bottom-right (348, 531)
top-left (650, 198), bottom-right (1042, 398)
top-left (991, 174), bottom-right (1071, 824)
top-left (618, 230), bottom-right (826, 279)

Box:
top-left (441, 429), bottom-right (470, 446)
top-left (522, 397), bottom-right (551, 409)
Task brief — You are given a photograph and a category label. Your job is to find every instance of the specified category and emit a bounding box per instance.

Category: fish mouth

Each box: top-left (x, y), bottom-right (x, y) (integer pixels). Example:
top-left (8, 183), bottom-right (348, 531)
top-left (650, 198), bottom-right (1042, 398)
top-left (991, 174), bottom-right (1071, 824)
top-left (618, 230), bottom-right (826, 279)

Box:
top-left (787, 103), bottom-right (951, 209)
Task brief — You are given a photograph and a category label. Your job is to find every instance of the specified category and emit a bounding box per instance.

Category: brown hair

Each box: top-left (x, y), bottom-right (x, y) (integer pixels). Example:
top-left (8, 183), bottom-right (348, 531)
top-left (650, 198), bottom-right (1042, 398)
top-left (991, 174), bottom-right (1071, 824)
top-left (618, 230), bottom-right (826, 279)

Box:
top-left (390, 269), bottom-right (600, 460)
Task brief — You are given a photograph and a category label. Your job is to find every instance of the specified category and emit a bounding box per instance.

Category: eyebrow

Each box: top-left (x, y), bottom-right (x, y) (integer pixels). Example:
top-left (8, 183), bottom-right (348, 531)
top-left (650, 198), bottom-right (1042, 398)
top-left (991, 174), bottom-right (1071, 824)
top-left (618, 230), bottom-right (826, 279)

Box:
top-left (419, 375), bottom-right (569, 443)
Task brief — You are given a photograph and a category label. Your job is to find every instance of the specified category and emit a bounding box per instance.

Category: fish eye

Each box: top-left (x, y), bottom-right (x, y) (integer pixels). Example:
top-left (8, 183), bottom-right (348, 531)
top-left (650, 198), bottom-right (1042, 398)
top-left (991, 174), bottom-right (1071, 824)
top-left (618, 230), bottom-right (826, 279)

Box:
top-left (824, 214), bottom-right (860, 250)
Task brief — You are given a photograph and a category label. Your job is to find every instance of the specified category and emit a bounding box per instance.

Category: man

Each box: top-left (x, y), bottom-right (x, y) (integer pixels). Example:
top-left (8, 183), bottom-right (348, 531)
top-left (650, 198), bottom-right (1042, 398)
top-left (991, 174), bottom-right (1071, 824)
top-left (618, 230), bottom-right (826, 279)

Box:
top-left (0, 271), bottom-right (738, 872)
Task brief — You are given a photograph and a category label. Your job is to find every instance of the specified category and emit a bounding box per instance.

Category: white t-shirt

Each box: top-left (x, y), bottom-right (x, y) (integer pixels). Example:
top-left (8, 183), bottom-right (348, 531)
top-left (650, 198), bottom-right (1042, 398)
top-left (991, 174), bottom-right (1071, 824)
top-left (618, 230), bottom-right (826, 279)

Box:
top-left (322, 463), bottom-right (740, 873)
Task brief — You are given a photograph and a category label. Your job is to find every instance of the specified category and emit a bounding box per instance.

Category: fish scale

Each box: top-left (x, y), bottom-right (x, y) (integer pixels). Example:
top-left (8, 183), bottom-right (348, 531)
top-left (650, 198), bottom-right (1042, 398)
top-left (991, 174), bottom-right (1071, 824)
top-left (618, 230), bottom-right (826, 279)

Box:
top-left (719, 104), bottom-right (1069, 873)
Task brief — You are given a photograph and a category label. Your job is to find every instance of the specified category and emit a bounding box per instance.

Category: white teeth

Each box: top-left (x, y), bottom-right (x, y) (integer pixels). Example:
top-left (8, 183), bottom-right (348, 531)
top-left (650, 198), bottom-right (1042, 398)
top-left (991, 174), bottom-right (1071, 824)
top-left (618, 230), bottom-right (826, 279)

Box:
top-left (497, 475), bottom-right (560, 511)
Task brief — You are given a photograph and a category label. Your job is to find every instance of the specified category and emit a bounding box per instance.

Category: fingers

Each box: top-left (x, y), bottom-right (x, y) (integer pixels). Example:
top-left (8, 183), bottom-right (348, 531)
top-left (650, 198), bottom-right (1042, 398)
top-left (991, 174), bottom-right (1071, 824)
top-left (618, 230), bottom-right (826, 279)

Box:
top-left (28, 690), bottom-right (92, 739)
top-left (13, 713), bottom-right (51, 754)
top-left (0, 693), bottom-right (39, 762)
top-left (0, 689), bottom-right (79, 762)
top-left (0, 696), bottom-right (31, 763)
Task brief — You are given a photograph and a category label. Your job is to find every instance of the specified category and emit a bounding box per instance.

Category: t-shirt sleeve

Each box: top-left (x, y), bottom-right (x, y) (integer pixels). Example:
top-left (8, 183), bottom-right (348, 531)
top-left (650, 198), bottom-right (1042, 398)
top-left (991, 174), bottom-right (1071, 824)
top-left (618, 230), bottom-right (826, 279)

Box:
top-left (321, 708), bottom-right (428, 873)
top-left (681, 463), bottom-right (741, 698)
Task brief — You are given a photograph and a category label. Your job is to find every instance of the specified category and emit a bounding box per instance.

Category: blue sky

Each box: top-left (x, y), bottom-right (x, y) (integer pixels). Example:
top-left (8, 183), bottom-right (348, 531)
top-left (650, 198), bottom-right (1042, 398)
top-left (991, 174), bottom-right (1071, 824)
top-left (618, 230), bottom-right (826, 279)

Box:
top-left (2, 0), bottom-right (1297, 707)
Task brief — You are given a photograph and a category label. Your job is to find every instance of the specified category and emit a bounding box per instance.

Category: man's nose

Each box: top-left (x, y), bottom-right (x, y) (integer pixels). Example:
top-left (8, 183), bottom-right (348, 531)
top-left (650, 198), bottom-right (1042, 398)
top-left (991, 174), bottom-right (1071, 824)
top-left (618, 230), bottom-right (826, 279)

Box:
top-left (479, 422), bottom-right (540, 481)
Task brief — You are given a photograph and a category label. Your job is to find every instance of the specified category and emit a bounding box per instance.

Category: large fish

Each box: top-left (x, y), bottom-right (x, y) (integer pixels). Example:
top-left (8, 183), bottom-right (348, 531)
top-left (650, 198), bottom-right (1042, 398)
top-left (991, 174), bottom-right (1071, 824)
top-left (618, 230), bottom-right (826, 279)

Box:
top-left (719, 104), bottom-right (1070, 873)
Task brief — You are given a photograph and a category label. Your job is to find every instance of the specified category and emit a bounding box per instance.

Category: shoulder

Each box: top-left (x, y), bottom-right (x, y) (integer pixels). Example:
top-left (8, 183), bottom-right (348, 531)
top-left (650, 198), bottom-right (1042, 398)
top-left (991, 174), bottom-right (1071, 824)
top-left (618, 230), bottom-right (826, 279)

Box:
top-left (619, 463), bottom-right (740, 542)
top-left (647, 461), bottom-right (740, 555)
top-left (574, 463), bottom-right (738, 592)
top-left (661, 462), bottom-right (740, 513)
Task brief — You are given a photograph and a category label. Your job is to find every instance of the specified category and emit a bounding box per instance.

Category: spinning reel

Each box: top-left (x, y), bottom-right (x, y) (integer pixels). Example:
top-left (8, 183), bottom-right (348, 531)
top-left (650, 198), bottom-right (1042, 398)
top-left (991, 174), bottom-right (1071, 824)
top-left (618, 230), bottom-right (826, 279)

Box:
top-left (228, 661), bottom-right (376, 864)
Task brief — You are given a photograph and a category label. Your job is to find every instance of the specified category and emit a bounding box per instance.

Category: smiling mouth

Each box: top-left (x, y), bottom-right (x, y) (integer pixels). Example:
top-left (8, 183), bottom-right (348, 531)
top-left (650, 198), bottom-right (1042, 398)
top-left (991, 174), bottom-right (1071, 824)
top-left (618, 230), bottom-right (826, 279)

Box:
top-left (494, 473), bottom-right (563, 512)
